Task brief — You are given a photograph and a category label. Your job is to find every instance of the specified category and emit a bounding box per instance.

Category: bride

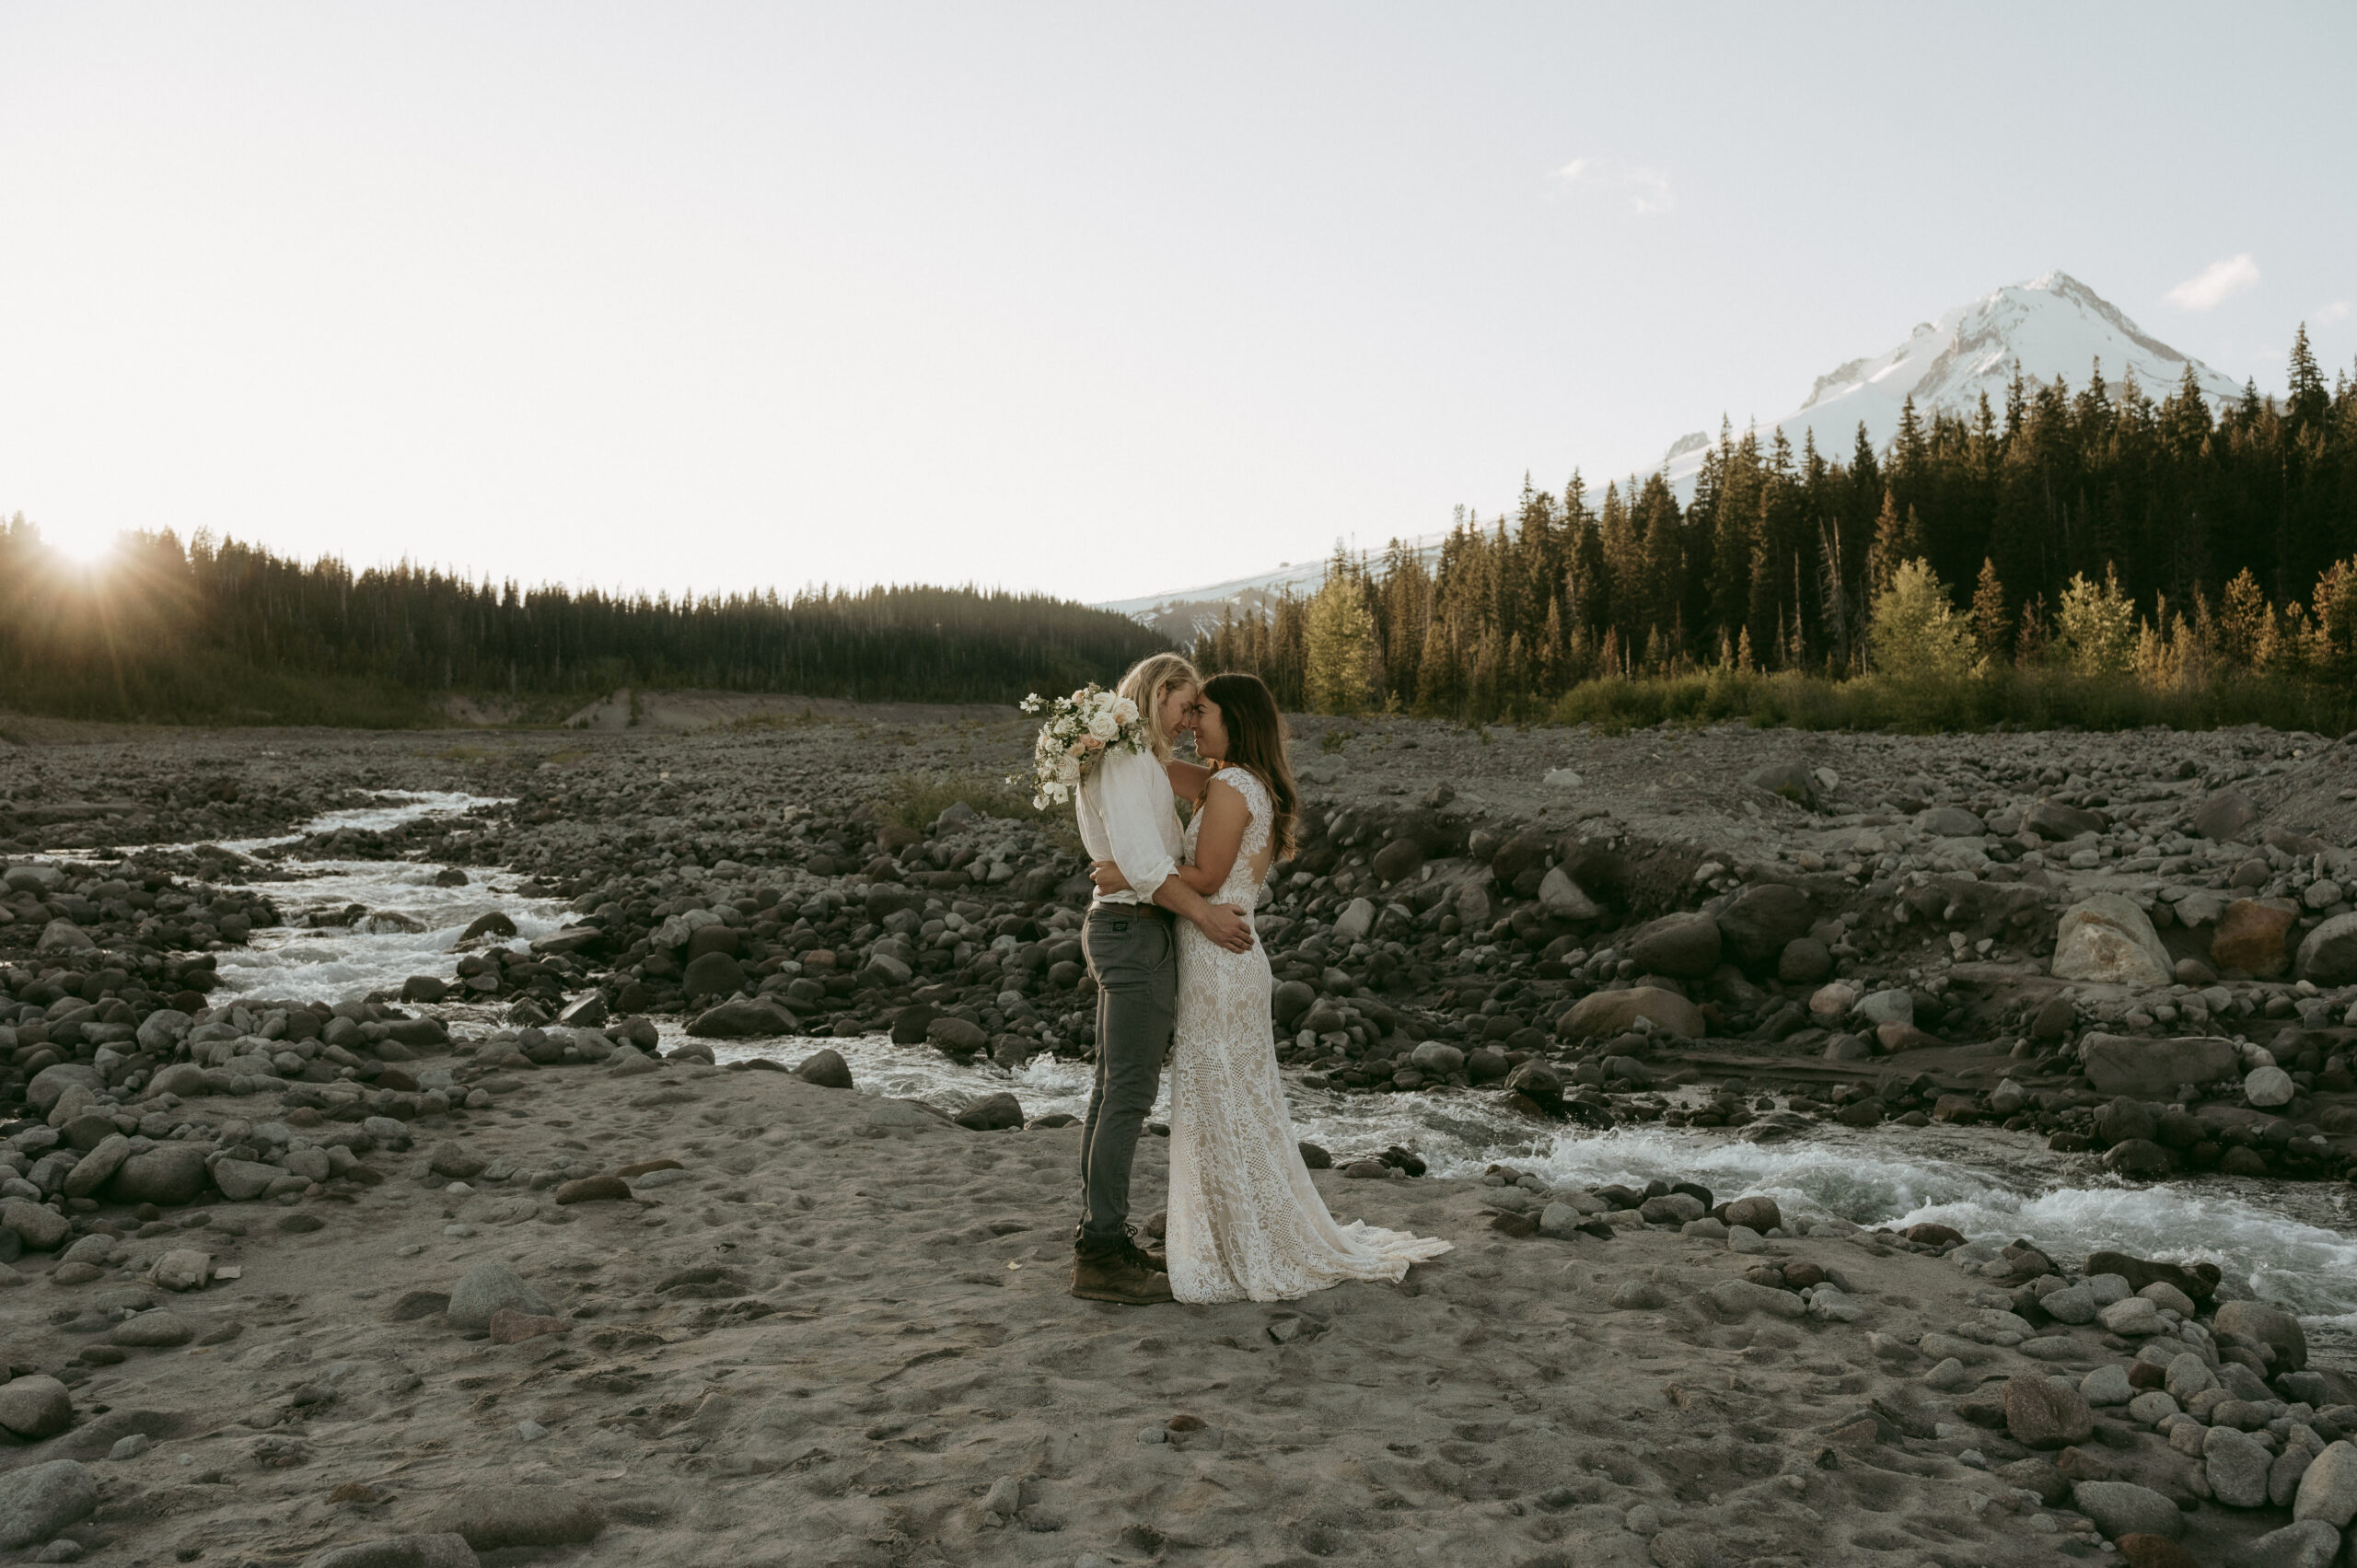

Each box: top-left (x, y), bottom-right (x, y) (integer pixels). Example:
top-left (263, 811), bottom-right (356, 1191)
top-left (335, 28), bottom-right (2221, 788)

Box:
top-left (1090, 671), bottom-right (1450, 1303)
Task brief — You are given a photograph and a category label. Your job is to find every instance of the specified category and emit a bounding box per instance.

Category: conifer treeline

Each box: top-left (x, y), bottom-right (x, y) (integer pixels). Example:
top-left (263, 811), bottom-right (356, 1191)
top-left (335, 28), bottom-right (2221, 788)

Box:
top-left (1199, 328), bottom-right (2357, 717)
top-left (0, 520), bottom-right (1174, 724)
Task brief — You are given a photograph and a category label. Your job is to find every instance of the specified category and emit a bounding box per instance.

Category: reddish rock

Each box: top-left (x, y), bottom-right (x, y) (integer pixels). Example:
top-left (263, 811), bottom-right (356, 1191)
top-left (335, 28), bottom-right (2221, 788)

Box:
top-left (2211, 899), bottom-right (2297, 976)
top-left (2003, 1374), bottom-right (2094, 1450)
top-left (553, 1176), bottom-right (633, 1204)
top-left (1903, 1223), bottom-right (1965, 1249)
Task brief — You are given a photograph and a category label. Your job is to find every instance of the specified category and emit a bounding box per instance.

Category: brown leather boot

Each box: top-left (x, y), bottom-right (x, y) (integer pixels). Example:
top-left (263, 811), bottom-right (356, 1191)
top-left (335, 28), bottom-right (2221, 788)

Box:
top-left (1071, 1237), bottom-right (1173, 1305)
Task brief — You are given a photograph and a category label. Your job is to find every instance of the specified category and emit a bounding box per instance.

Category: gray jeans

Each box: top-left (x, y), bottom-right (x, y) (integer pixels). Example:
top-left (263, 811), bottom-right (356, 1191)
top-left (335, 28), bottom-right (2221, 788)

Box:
top-left (1076, 902), bottom-right (1177, 1248)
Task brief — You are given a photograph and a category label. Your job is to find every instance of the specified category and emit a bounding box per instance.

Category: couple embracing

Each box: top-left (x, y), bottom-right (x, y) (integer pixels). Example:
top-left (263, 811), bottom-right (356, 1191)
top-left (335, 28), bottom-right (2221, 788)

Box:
top-left (1065, 653), bottom-right (1448, 1306)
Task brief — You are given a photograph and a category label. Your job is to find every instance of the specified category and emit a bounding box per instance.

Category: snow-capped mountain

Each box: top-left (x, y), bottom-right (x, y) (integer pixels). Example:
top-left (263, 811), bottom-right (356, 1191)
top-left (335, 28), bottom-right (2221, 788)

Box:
top-left (1655, 270), bottom-right (2245, 494)
top-left (1105, 272), bottom-right (2244, 638)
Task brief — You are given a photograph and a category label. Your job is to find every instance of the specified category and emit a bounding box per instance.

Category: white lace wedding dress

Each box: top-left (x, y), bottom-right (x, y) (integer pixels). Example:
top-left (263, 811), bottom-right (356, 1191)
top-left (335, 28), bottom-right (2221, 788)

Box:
top-left (1165, 767), bottom-right (1452, 1304)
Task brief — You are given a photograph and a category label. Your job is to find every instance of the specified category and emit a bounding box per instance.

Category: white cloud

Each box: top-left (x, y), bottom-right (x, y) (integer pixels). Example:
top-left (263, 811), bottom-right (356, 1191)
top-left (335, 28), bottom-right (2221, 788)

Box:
top-left (2166, 253), bottom-right (2259, 311)
top-left (2318, 300), bottom-right (2351, 325)
top-left (1553, 157), bottom-right (1674, 215)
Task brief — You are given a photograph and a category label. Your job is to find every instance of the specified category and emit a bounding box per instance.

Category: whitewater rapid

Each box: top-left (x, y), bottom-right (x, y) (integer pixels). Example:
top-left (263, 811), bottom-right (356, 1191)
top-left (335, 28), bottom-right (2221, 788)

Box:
top-left (70, 791), bottom-right (2357, 1330)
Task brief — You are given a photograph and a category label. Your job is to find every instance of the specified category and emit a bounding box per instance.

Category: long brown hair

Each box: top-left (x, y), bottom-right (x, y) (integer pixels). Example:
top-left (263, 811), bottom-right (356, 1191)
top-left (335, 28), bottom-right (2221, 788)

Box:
top-left (1201, 672), bottom-right (1298, 859)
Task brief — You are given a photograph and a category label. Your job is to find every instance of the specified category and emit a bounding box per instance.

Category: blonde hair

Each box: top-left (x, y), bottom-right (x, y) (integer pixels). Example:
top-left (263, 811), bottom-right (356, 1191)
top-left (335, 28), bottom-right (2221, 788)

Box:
top-left (1116, 652), bottom-right (1202, 761)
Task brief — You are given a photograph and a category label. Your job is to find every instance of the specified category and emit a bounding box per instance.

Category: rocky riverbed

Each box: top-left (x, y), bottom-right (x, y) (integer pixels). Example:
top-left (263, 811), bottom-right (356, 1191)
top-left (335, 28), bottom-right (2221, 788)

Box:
top-left (3, 705), bottom-right (2357, 1566)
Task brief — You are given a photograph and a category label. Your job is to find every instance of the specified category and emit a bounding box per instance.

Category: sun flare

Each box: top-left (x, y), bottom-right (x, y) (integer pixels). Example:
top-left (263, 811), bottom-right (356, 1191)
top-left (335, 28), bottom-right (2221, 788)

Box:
top-left (46, 526), bottom-right (118, 566)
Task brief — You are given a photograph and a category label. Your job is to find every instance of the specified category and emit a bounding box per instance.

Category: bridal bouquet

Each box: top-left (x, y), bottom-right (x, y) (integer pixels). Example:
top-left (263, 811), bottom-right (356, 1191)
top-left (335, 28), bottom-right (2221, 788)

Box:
top-left (1015, 684), bottom-right (1145, 808)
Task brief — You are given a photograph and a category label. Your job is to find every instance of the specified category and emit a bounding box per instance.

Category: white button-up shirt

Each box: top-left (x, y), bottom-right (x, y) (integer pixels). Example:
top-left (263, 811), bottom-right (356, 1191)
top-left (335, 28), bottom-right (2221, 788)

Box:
top-left (1076, 746), bottom-right (1180, 906)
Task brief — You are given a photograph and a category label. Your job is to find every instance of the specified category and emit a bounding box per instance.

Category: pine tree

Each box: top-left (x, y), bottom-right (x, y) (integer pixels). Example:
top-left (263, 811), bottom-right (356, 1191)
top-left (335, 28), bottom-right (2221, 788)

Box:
top-left (1968, 557), bottom-right (2010, 668)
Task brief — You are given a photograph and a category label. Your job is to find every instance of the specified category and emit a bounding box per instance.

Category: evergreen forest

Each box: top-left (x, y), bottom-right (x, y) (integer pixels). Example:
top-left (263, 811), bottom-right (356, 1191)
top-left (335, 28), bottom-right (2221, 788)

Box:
top-left (1197, 329), bottom-right (2357, 732)
top-left (0, 520), bottom-right (1174, 726)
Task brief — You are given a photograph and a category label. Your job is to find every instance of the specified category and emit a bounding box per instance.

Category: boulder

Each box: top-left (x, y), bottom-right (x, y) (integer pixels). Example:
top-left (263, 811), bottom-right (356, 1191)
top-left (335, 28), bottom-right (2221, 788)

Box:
top-left (2206, 1423), bottom-right (2273, 1507)
top-left (2071, 1481), bottom-right (2183, 1541)
top-left (1777, 938), bottom-right (1832, 984)
top-left (2212, 900), bottom-right (2299, 976)
top-left (1370, 840), bottom-right (1424, 884)
top-left (447, 1262), bottom-right (553, 1331)
top-left (2005, 1375), bottom-right (2094, 1449)
top-left (794, 1048), bottom-right (853, 1089)
top-left (2295, 913), bottom-right (2357, 986)
top-left (1330, 898), bottom-right (1377, 944)
top-left (2079, 1035), bottom-right (2240, 1098)
top-left (1537, 867), bottom-right (1600, 922)
top-left (1919, 806), bottom-right (1986, 837)
top-left (0, 1460), bottom-right (99, 1551)
top-left (109, 1144), bottom-right (211, 1206)
top-left (2051, 895), bottom-right (2172, 988)
top-left (926, 1016), bottom-right (988, 1056)
top-left (2084, 1251), bottom-right (2221, 1303)
top-left (2193, 789), bottom-right (2261, 842)
top-left (2224, 1522), bottom-right (2340, 1568)
top-left (2246, 1065), bottom-right (2296, 1107)
top-left (1409, 1041), bottom-right (1465, 1076)
top-left (1724, 1195), bottom-right (1781, 1233)
top-left (1271, 980), bottom-right (1317, 1027)
top-left (0, 1375), bottom-right (74, 1440)
top-left (1626, 912), bottom-right (1722, 979)
top-left (1556, 987), bottom-right (1703, 1040)
top-left (26, 1062), bottom-right (102, 1115)
top-left (2214, 1299), bottom-right (2307, 1373)
top-left (134, 1008), bottom-right (192, 1054)
top-left (61, 1133), bottom-right (132, 1199)
top-left (210, 1157), bottom-right (279, 1202)
top-left (954, 1093), bottom-right (1024, 1132)
top-left (889, 1005), bottom-right (941, 1046)
top-left (2293, 1441), bottom-right (2357, 1527)
top-left (2026, 799), bottom-right (2107, 840)
top-left (1714, 884), bottom-right (1811, 969)
top-left (3, 1197), bottom-right (72, 1250)
top-left (685, 999), bottom-right (797, 1039)
top-left (38, 918), bottom-right (95, 952)
top-left (680, 951), bottom-right (749, 999)
top-left (1746, 761), bottom-right (1816, 807)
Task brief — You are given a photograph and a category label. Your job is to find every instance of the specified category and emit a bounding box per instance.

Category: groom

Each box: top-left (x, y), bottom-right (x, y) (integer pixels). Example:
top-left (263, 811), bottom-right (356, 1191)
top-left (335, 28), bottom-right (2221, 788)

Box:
top-left (1071, 652), bottom-right (1254, 1305)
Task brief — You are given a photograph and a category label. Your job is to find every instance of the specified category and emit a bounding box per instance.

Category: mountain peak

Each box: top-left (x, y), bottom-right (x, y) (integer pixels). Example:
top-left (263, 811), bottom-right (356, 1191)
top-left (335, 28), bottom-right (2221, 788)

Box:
top-left (1664, 271), bottom-right (2237, 485)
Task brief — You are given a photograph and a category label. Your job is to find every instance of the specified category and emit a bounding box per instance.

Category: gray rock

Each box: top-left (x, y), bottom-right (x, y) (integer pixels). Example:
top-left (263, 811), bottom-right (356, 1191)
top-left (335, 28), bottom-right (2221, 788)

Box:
top-left (2207, 1423), bottom-right (2273, 1507)
top-left (953, 1093), bottom-right (1024, 1132)
top-left (0, 1460), bottom-right (98, 1551)
top-left (1538, 867), bottom-right (1600, 922)
top-left (1777, 938), bottom-right (1832, 984)
top-left (1714, 883), bottom-right (1812, 968)
top-left (2216, 1299), bottom-right (2309, 1373)
top-left (1626, 912), bottom-right (1721, 979)
top-left (0, 1376), bottom-right (74, 1440)
top-left (1705, 1279), bottom-right (1803, 1319)
top-left (108, 1311), bottom-right (194, 1348)
top-left (1746, 761), bottom-right (1816, 807)
top-left (684, 999), bottom-right (796, 1039)
top-left (2079, 1033), bottom-right (2240, 1098)
top-left (1639, 1192), bottom-right (1704, 1225)
top-left (679, 950), bottom-right (749, 999)
top-left (793, 1049), bottom-right (853, 1089)
top-left (210, 1158), bottom-right (279, 1201)
top-left (446, 1263), bottom-right (552, 1331)
top-left (2041, 1286), bottom-right (2096, 1324)
top-left (2293, 1441), bottom-right (2357, 1527)
top-left (2226, 1520), bottom-right (2342, 1568)
top-left (2194, 789), bottom-right (2261, 842)
top-left (2026, 799), bottom-right (2107, 840)
top-left (1724, 1195), bottom-right (1782, 1233)
top-left (2051, 894), bottom-right (2172, 988)
top-left (2070, 1480), bottom-right (2182, 1540)
top-left (1854, 988), bottom-right (1913, 1027)
top-left (421, 1487), bottom-right (601, 1551)
top-left (2, 1197), bottom-right (72, 1250)
top-left (860, 951), bottom-right (912, 987)
top-left (2296, 913), bottom-right (2357, 985)
top-left (26, 1063), bottom-right (102, 1115)
top-left (134, 1008), bottom-right (192, 1054)
top-left (109, 1144), bottom-right (210, 1205)
top-left (1409, 1041), bottom-right (1464, 1076)
top-left (62, 1135), bottom-right (129, 1204)
top-left (925, 1016), bottom-right (988, 1055)
top-left (2247, 1065), bottom-right (2297, 1107)
top-left (2079, 1365), bottom-right (2133, 1406)
top-left (305, 1536), bottom-right (481, 1568)
top-left (2165, 1353), bottom-right (2218, 1400)
top-left (1329, 898), bottom-right (1376, 944)
top-left (2004, 1374), bottom-right (2093, 1449)
top-left (37, 918), bottom-right (95, 953)
top-left (1919, 806), bottom-right (1986, 837)
top-left (2272, 1444), bottom-right (2317, 1508)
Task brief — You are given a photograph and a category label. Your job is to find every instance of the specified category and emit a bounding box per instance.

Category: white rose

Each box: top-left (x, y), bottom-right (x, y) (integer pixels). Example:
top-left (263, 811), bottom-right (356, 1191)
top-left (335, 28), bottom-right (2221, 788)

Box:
top-left (1087, 712), bottom-right (1119, 740)
top-left (1111, 698), bottom-right (1139, 724)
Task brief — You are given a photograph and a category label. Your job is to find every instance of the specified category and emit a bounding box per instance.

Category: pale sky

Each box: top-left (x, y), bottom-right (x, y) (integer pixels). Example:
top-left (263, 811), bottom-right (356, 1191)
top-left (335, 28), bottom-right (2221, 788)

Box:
top-left (4, 3), bottom-right (2351, 604)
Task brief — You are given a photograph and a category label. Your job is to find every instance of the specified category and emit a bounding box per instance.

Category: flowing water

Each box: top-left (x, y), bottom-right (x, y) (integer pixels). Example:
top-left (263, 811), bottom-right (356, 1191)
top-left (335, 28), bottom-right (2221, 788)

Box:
top-left (62, 793), bottom-right (2357, 1332)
